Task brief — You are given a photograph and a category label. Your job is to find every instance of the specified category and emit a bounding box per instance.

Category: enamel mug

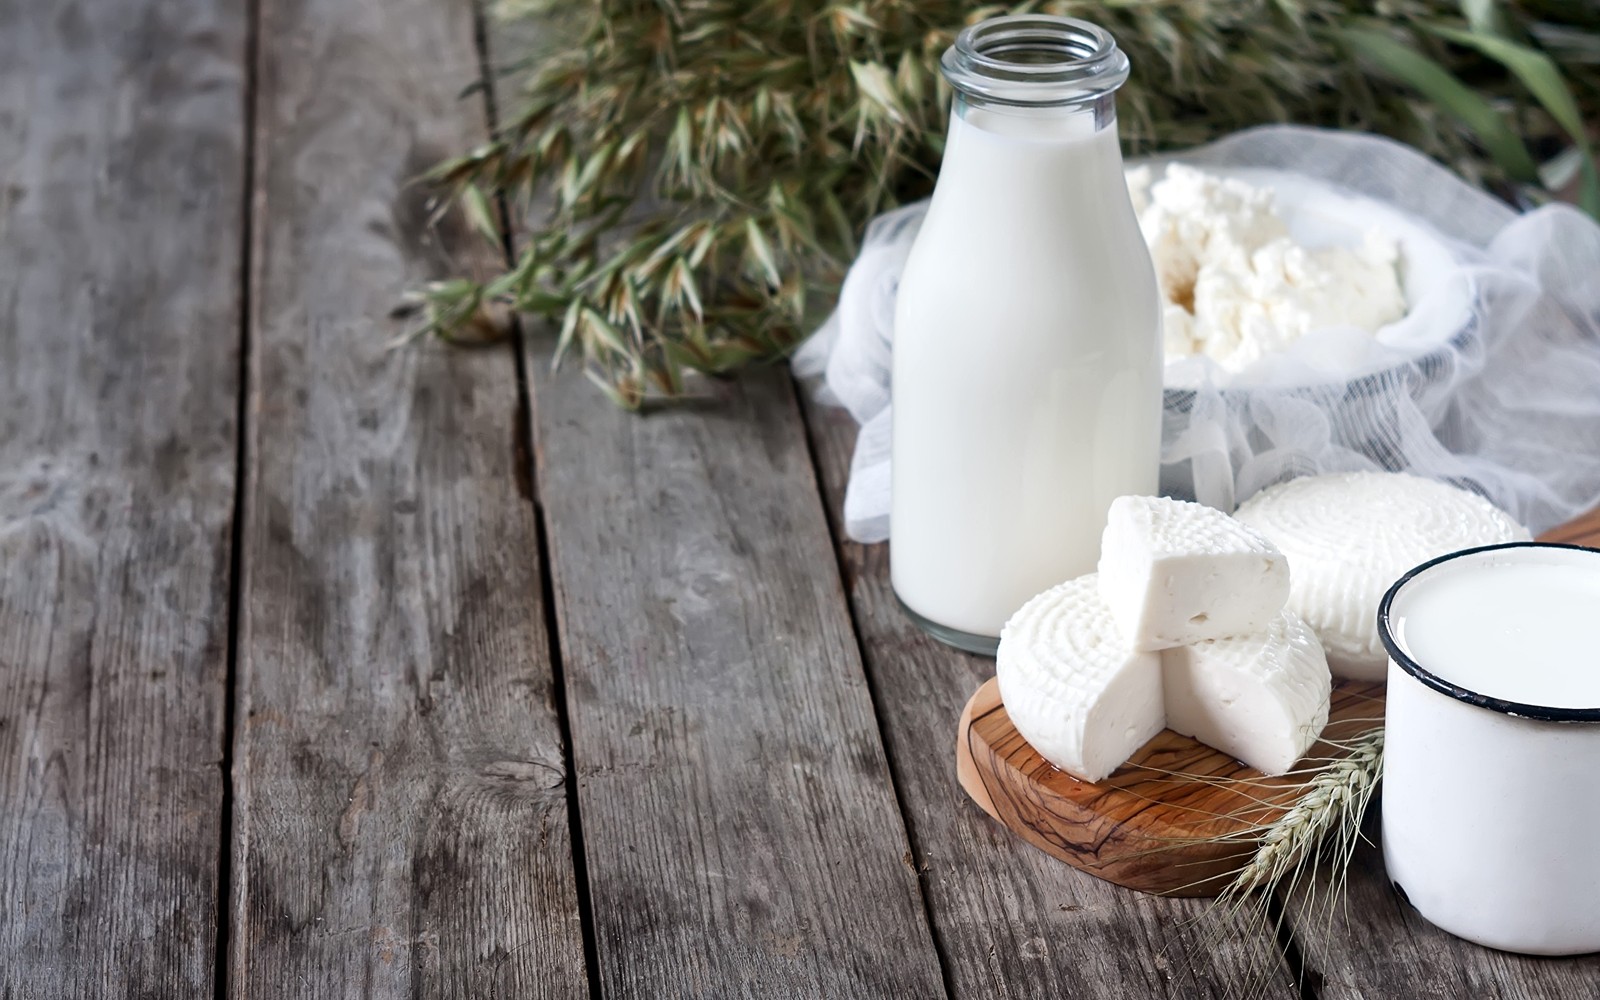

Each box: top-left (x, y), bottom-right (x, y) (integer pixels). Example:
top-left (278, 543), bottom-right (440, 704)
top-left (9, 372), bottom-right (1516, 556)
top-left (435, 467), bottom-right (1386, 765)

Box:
top-left (1378, 542), bottom-right (1600, 956)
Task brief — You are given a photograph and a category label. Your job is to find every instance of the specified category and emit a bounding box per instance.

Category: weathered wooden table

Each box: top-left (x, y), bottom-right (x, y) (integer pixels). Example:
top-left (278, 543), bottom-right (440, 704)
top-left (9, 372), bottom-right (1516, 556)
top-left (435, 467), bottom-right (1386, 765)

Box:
top-left (6, 0), bottom-right (1600, 996)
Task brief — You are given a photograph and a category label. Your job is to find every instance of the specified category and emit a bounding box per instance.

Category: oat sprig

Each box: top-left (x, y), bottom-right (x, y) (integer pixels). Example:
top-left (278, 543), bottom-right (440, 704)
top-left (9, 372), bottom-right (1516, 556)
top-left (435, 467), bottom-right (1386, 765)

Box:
top-left (426, 0), bottom-right (1600, 406)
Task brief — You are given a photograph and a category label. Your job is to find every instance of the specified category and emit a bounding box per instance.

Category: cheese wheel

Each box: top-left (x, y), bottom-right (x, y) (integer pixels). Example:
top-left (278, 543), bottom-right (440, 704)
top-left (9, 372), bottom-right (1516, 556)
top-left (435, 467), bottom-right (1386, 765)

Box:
top-left (1234, 472), bottom-right (1530, 680)
top-left (996, 575), bottom-right (1164, 783)
top-left (1161, 610), bottom-right (1331, 775)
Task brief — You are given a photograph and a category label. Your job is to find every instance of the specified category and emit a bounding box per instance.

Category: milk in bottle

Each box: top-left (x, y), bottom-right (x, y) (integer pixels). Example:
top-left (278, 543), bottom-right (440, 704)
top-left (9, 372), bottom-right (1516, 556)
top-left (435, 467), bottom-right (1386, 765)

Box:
top-left (891, 16), bottom-right (1162, 653)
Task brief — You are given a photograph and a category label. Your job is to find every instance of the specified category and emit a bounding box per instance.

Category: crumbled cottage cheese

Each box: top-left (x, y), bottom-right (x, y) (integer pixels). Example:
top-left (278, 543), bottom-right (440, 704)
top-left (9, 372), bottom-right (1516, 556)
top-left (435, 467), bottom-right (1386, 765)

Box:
top-left (1127, 165), bottom-right (1407, 371)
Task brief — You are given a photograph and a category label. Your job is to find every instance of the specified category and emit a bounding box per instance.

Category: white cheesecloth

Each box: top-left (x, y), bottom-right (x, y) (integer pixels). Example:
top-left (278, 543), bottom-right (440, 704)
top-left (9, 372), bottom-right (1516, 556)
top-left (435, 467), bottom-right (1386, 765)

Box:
top-left (793, 125), bottom-right (1600, 542)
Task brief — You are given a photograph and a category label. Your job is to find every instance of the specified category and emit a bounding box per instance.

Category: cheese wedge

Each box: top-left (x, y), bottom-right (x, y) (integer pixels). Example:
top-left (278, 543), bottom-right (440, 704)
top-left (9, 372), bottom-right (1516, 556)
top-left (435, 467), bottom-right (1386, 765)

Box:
top-left (1161, 610), bottom-right (1331, 776)
top-left (996, 575), bottom-right (1164, 783)
top-left (1098, 495), bottom-right (1290, 651)
top-left (1234, 471), bottom-right (1530, 680)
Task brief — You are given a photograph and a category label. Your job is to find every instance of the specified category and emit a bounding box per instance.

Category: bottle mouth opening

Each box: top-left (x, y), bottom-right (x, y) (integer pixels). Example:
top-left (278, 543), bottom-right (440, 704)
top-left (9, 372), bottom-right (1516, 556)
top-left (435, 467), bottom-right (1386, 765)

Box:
top-left (942, 15), bottom-right (1129, 107)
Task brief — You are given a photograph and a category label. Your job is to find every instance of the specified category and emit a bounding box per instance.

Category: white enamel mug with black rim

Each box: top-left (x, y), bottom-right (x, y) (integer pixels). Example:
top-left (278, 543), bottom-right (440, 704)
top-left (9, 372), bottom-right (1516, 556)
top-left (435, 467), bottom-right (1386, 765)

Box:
top-left (1378, 542), bottom-right (1600, 956)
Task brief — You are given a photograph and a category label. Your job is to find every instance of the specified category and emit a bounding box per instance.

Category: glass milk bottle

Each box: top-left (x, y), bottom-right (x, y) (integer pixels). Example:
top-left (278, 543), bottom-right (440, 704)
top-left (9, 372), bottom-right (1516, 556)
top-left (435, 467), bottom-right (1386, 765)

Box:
top-left (891, 16), bottom-right (1161, 654)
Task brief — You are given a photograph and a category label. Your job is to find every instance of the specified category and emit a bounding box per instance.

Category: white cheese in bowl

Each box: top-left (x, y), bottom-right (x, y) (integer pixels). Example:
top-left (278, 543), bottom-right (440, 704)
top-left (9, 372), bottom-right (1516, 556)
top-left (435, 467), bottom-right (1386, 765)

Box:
top-left (1234, 471), bottom-right (1531, 680)
top-left (1127, 165), bottom-right (1407, 371)
top-left (1098, 494), bottom-right (1290, 651)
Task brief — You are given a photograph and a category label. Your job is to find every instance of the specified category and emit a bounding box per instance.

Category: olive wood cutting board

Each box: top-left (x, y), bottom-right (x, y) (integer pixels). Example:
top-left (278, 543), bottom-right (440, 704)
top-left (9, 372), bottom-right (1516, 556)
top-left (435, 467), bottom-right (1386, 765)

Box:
top-left (955, 514), bottom-right (1600, 898)
top-left (957, 676), bottom-right (1384, 897)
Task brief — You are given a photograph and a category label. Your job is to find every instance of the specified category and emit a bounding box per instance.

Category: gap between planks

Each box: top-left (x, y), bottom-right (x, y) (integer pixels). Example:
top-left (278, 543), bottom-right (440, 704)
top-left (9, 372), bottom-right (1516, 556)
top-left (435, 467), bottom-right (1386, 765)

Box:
top-left (225, 0), bottom-right (589, 995)
top-left (217, 0), bottom-right (264, 995)
top-left (788, 378), bottom-right (960, 1000)
top-left (465, 0), bottom-right (604, 994)
top-left (480, 9), bottom-right (948, 995)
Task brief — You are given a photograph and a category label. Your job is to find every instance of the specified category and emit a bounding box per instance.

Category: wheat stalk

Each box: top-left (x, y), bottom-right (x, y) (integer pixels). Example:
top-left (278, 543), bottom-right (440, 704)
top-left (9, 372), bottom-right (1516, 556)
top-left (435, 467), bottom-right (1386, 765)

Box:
top-left (1174, 726), bottom-right (1383, 999)
top-left (1231, 727), bottom-right (1384, 897)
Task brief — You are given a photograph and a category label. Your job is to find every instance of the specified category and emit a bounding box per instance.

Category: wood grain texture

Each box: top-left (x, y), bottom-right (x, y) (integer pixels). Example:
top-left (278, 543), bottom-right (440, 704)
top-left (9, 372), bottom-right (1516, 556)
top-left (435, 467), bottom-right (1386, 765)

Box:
top-left (1543, 511), bottom-right (1600, 550)
top-left (1290, 816), bottom-right (1600, 999)
top-left (1535, 506), bottom-right (1600, 547)
top-left (0, 0), bottom-right (245, 995)
top-left (1289, 513), bottom-right (1600, 999)
top-left (957, 678), bottom-right (1384, 896)
top-left (799, 399), bottom-right (1299, 999)
top-left (231, 0), bottom-right (588, 995)
top-left (524, 357), bottom-right (945, 997)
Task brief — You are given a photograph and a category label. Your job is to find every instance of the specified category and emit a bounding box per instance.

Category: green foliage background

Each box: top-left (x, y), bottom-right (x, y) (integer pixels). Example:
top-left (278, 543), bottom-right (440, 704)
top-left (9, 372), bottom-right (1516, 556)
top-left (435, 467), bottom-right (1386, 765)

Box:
top-left (425, 0), bottom-right (1600, 407)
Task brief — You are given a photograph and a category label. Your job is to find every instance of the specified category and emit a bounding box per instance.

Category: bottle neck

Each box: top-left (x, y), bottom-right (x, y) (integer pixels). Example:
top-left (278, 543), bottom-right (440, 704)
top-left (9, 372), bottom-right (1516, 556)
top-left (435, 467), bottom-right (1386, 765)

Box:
top-left (941, 15), bottom-right (1129, 114)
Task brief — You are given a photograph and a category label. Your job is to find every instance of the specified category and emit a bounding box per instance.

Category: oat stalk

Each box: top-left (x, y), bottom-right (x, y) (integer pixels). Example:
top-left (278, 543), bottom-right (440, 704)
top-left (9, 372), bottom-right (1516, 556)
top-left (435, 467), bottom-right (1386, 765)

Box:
top-left (425, 0), bottom-right (1600, 406)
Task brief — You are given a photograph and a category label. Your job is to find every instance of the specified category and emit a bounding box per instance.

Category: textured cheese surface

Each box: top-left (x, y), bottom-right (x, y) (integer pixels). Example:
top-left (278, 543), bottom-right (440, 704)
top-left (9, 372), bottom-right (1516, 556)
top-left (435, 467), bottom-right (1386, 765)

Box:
top-left (1098, 495), bottom-right (1289, 650)
top-left (996, 575), bottom-right (1164, 783)
top-left (1161, 610), bottom-right (1331, 775)
top-left (1234, 471), bottom-right (1531, 679)
top-left (1125, 165), bottom-right (1406, 371)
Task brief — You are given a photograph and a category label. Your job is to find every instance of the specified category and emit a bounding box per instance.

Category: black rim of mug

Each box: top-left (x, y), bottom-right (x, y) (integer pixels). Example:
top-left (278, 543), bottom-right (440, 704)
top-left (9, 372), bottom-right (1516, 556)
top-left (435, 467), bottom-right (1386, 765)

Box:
top-left (1377, 540), bottom-right (1600, 723)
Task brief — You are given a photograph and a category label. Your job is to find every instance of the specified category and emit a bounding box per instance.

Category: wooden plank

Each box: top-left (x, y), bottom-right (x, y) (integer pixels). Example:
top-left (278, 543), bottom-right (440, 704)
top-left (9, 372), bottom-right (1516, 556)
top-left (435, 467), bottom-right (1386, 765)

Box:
top-left (0, 0), bottom-right (245, 995)
top-left (230, 0), bottom-right (588, 995)
top-left (1292, 828), bottom-right (1600, 999)
top-left (1290, 510), bottom-right (1600, 999)
top-left (524, 356), bottom-right (947, 996)
top-left (800, 400), bottom-right (1300, 999)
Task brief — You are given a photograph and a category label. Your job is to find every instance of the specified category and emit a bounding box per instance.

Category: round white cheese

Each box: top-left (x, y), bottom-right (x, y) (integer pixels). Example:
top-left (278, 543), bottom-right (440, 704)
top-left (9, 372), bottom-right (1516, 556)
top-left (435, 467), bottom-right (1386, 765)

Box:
top-left (1161, 610), bottom-right (1331, 776)
top-left (1233, 471), bottom-right (1530, 679)
top-left (996, 574), bottom-right (1164, 783)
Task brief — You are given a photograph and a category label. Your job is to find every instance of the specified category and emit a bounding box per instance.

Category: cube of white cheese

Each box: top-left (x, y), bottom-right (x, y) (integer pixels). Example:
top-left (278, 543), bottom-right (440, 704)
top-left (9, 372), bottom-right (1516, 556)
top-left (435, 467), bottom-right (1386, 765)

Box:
top-left (1161, 610), bottom-right (1331, 776)
top-left (1098, 495), bottom-right (1290, 652)
top-left (996, 575), bottom-right (1164, 783)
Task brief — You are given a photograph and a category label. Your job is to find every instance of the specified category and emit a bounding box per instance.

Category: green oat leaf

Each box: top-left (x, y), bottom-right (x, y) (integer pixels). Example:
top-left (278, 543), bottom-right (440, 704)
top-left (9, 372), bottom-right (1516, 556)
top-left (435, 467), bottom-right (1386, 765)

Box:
top-left (460, 184), bottom-right (503, 245)
top-left (1431, 25), bottom-right (1590, 147)
top-left (1341, 28), bottom-right (1541, 183)
top-left (1579, 159), bottom-right (1600, 219)
top-left (1458, 0), bottom-right (1511, 39)
top-left (849, 59), bottom-right (907, 125)
top-left (584, 367), bottom-right (642, 410)
top-left (744, 218), bottom-right (782, 288)
top-left (553, 298), bottom-right (584, 369)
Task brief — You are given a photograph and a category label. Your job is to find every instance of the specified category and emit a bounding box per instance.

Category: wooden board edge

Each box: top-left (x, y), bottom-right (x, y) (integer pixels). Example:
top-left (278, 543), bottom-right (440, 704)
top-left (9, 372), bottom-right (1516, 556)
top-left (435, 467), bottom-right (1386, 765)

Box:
top-left (955, 677), bottom-right (1005, 823)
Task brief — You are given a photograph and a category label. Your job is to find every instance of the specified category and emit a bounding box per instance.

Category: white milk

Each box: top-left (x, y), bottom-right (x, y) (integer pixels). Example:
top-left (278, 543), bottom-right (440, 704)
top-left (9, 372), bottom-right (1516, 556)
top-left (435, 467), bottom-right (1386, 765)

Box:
top-left (891, 105), bottom-right (1161, 643)
top-left (1389, 546), bottom-right (1600, 709)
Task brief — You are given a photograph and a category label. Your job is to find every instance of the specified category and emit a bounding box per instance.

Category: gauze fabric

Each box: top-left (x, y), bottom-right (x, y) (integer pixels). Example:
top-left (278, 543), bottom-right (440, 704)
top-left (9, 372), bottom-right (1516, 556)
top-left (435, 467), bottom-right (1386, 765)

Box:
top-left (793, 126), bottom-right (1600, 542)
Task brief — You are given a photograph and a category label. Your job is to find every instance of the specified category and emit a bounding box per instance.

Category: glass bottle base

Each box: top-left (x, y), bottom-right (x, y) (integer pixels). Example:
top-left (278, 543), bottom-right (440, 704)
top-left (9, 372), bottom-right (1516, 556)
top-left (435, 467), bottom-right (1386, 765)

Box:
top-left (894, 593), bottom-right (1001, 657)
